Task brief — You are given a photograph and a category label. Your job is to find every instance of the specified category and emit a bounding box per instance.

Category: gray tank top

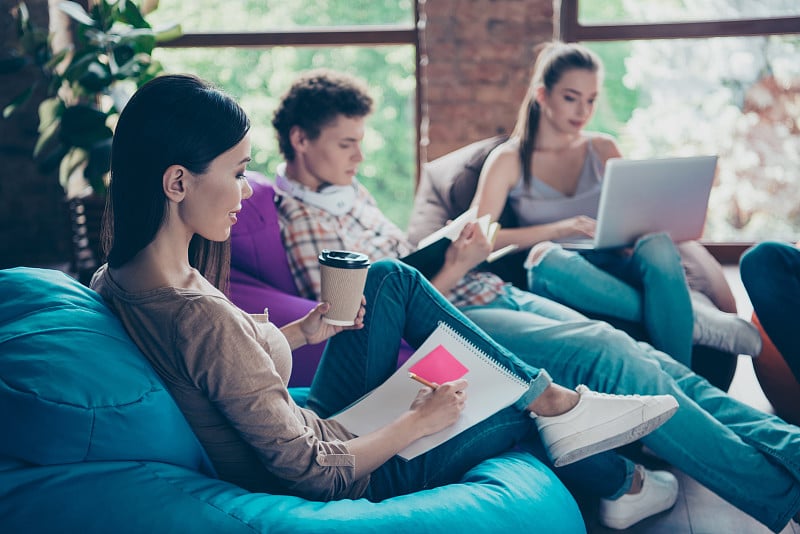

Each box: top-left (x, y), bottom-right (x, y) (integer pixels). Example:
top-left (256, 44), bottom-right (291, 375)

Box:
top-left (508, 137), bottom-right (604, 226)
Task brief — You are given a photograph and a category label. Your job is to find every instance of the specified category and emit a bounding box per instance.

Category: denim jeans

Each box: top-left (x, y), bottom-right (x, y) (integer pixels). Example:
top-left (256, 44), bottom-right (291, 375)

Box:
top-left (528, 233), bottom-right (695, 366)
top-left (740, 241), bottom-right (800, 383)
top-left (464, 287), bottom-right (800, 532)
top-left (307, 259), bottom-right (553, 502)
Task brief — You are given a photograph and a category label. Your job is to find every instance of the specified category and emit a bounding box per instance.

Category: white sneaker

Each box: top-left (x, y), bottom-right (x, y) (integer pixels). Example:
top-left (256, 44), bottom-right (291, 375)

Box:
top-left (691, 290), bottom-right (763, 356)
top-left (533, 385), bottom-right (678, 467)
top-left (599, 467), bottom-right (679, 530)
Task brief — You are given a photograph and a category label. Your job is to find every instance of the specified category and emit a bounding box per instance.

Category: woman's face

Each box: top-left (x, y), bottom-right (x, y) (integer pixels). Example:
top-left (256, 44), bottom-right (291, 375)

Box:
top-left (538, 68), bottom-right (600, 135)
top-left (180, 133), bottom-right (253, 242)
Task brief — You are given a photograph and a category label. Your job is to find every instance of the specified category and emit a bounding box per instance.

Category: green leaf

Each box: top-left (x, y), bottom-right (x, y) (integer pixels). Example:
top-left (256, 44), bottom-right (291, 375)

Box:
top-left (59, 105), bottom-right (113, 150)
top-left (2, 86), bottom-right (34, 118)
top-left (62, 49), bottom-right (100, 85)
top-left (37, 97), bottom-right (64, 134)
top-left (81, 26), bottom-right (116, 49)
top-left (86, 172), bottom-right (108, 196)
top-left (84, 137), bottom-right (112, 193)
top-left (93, 0), bottom-right (117, 32)
top-left (58, 1), bottom-right (97, 27)
top-left (110, 43), bottom-right (132, 75)
top-left (15, 2), bottom-right (30, 35)
top-left (78, 61), bottom-right (113, 93)
top-left (59, 147), bottom-right (88, 191)
top-left (44, 48), bottom-right (70, 72)
top-left (114, 55), bottom-right (143, 79)
top-left (45, 74), bottom-right (63, 97)
top-left (117, 28), bottom-right (157, 54)
top-left (154, 22), bottom-right (182, 43)
top-left (34, 117), bottom-right (61, 158)
top-left (118, 0), bottom-right (151, 29)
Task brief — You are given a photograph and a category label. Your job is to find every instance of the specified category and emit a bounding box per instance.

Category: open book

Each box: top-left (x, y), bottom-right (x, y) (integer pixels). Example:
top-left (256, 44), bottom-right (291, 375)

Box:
top-left (400, 208), bottom-right (519, 278)
top-left (331, 322), bottom-right (530, 460)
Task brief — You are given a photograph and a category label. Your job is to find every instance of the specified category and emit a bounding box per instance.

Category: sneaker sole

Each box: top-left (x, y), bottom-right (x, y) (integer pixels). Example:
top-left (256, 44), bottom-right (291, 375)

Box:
top-left (550, 404), bottom-right (678, 468)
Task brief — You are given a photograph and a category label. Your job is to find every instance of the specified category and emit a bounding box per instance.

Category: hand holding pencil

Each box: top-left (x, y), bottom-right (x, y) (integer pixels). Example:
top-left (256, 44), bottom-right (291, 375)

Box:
top-left (409, 372), bottom-right (467, 400)
top-left (407, 375), bottom-right (469, 434)
top-left (409, 372), bottom-right (438, 389)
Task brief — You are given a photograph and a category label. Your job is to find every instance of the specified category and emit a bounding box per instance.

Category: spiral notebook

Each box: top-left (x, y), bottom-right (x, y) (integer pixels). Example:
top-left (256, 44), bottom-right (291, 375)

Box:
top-left (331, 322), bottom-right (530, 460)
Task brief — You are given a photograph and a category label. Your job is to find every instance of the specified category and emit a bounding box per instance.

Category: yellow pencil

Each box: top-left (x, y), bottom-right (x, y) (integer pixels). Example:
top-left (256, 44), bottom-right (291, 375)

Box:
top-left (409, 372), bottom-right (438, 390)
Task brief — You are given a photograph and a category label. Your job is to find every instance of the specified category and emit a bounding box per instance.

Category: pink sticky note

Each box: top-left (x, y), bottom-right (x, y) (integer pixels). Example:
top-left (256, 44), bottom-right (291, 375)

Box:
top-left (409, 344), bottom-right (469, 384)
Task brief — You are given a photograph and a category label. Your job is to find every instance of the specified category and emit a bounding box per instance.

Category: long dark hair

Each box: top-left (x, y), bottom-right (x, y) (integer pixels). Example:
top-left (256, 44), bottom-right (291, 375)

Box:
top-left (512, 42), bottom-right (602, 186)
top-left (102, 74), bottom-right (251, 291)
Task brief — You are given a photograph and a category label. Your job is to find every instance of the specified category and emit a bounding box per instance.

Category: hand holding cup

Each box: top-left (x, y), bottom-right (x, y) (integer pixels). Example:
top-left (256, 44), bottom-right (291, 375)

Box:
top-left (318, 249), bottom-right (370, 326)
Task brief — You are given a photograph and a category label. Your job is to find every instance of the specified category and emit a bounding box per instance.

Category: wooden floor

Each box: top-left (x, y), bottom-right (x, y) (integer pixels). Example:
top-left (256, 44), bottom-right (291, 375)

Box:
top-left (580, 267), bottom-right (798, 533)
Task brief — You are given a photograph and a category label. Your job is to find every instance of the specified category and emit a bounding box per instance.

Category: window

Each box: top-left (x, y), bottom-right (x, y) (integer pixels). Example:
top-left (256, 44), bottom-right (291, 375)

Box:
top-left (559, 0), bottom-right (800, 254)
top-left (147, 1), bottom-right (419, 228)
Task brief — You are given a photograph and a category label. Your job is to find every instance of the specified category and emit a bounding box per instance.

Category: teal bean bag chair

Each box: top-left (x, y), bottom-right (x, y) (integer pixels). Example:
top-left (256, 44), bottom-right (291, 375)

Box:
top-left (0, 267), bottom-right (585, 533)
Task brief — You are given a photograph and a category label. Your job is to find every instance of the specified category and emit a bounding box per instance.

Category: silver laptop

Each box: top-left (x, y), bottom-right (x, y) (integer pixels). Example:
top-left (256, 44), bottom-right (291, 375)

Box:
top-left (560, 155), bottom-right (718, 250)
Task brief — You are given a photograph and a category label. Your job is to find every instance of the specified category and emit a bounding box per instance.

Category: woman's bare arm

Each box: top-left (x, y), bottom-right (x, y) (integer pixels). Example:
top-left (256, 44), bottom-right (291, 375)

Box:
top-left (472, 144), bottom-right (584, 249)
top-left (473, 135), bottom-right (624, 250)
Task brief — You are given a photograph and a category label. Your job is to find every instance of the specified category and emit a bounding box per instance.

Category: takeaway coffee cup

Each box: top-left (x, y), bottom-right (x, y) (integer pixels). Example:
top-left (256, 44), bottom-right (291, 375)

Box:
top-left (318, 249), bottom-right (371, 326)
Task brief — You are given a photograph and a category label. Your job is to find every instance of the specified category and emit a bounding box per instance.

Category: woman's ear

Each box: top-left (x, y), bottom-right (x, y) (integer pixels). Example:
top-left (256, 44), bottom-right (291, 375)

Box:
top-left (163, 165), bottom-right (187, 202)
top-left (534, 85), bottom-right (547, 106)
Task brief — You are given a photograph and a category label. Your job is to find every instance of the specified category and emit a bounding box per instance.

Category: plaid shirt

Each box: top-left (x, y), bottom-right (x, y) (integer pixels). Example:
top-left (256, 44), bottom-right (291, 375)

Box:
top-left (275, 179), bottom-right (507, 308)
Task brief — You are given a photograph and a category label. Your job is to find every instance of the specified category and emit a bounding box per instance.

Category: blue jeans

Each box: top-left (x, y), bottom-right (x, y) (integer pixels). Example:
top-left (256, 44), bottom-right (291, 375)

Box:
top-left (528, 233), bottom-right (695, 366)
top-left (307, 259), bottom-right (553, 502)
top-left (741, 241), bottom-right (800, 383)
top-left (464, 287), bottom-right (800, 532)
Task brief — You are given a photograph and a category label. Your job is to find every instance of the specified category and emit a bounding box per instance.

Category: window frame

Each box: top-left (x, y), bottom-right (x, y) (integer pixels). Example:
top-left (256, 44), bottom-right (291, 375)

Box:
top-left (558, 0), bottom-right (800, 261)
top-left (143, 1), bottom-right (424, 181)
top-left (558, 3), bottom-right (800, 42)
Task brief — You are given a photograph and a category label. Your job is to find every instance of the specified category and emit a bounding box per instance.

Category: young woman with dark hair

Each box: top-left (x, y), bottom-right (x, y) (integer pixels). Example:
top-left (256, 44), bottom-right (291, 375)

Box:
top-left (472, 41), bottom-right (761, 365)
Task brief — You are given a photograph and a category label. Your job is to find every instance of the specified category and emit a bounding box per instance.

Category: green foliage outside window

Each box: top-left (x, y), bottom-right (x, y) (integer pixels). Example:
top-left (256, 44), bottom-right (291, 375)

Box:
top-left (577, 0), bottom-right (800, 241)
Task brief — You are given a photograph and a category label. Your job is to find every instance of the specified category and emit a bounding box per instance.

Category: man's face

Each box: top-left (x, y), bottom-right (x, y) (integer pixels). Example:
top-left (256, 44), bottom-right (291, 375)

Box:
top-left (293, 114), bottom-right (365, 189)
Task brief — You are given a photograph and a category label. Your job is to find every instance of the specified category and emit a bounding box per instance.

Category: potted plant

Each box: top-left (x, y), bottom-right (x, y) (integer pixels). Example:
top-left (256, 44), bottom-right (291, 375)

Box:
top-left (3, 0), bottom-right (180, 282)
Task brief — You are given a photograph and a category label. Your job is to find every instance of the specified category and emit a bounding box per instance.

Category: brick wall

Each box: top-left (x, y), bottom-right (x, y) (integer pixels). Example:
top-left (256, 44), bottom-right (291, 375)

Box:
top-left (420, 0), bottom-right (555, 161)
